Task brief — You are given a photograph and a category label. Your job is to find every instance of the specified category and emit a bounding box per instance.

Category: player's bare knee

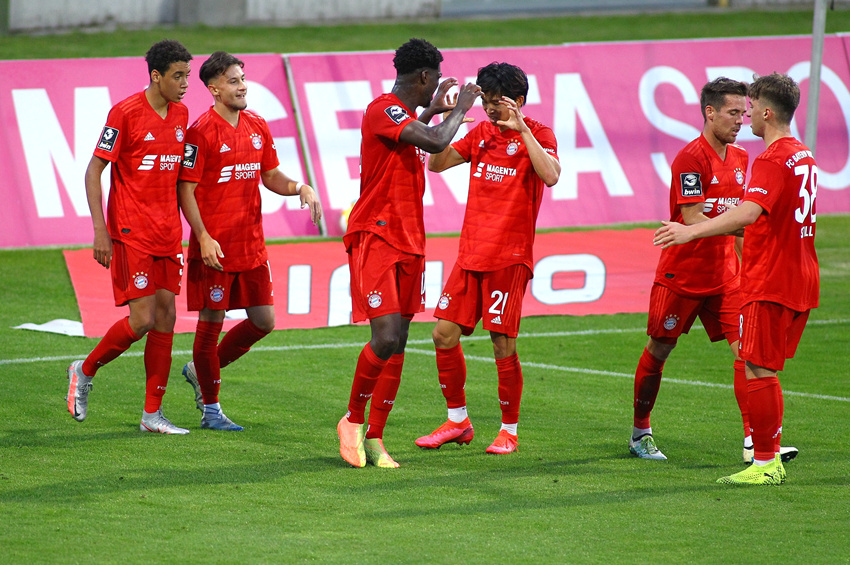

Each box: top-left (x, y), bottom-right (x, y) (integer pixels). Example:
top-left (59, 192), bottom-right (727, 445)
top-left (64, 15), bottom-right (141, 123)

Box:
top-left (370, 333), bottom-right (400, 359)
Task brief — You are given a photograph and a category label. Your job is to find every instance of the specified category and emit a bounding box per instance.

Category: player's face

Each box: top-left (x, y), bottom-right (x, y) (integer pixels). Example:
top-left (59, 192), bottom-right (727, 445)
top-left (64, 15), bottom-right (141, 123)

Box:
top-left (211, 65), bottom-right (248, 112)
top-left (155, 61), bottom-right (190, 104)
top-left (749, 97), bottom-right (766, 139)
top-left (709, 94), bottom-right (746, 145)
top-left (480, 92), bottom-right (511, 125)
top-left (422, 66), bottom-right (442, 107)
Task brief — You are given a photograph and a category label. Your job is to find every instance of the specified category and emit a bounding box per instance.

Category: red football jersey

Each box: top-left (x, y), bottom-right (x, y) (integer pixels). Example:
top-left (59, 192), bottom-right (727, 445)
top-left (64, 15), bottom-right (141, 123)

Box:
top-left (344, 93), bottom-right (426, 256)
top-left (741, 137), bottom-right (819, 311)
top-left (179, 108), bottom-right (279, 272)
top-left (654, 134), bottom-right (748, 296)
top-left (93, 91), bottom-right (187, 256)
top-left (451, 117), bottom-right (558, 272)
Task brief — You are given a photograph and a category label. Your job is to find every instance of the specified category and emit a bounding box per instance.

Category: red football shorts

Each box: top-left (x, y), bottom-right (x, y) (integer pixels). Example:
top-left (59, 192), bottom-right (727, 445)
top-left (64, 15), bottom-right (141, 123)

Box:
top-left (739, 301), bottom-right (810, 372)
top-left (434, 263), bottom-right (531, 338)
top-left (347, 232), bottom-right (425, 323)
top-left (646, 283), bottom-right (740, 345)
top-left (111, 240), bottom-right (183, 306)
top-left (186, 260), bottom-right (274, 312)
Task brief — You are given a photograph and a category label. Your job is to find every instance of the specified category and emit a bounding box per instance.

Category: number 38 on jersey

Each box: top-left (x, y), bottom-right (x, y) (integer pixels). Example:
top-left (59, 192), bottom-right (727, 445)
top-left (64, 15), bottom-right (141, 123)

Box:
top-left (794, 164), bottom-right (817, 239)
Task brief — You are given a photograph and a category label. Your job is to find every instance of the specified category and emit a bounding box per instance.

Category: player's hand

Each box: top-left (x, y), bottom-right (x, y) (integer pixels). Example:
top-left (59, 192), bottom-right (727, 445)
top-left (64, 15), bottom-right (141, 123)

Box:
top-left (199, 233), bottom-right (224, 271)
top-left (653, 221), bottom-right (694, 248)
top-left (455, 82), bottom-right (482, 114)
top-left (299, 184), bottom-right (323, 226)
top-left (92, 228), bottom-right (113, 269)
top-left (496, 96), bottom-right (530, 133)
top-left (429, 78), bottom-right (459, 115)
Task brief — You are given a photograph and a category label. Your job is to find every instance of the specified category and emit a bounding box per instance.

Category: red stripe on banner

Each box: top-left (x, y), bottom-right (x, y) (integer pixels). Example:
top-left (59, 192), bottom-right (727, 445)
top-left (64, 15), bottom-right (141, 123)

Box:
top-left (64, 229), bottom-right (660, 338)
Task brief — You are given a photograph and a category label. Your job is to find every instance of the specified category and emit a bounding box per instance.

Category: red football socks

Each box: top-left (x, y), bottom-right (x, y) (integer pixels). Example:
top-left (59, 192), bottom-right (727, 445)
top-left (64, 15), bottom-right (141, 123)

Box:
top-left (346, 343), bottom-right (388, 425)
top-left (733, 358), bottom-right (751, 438)
top-left (366, 353), bottom-right (404, 439)
top-left (436, 343), bottom-right (467, 409)
top-left (193, 320), bottom-right (224, 404)
top-left (83, 316), bottom-right (141, 377)
top-left (747, 376), bottom-right (783, 462)
top-left (633, 348), bottom-right (665, 429)
top-left (143, 329), bottom-right (173, 413)
top-left (495, 353), bottom-right (523, 425)
top-left (218, 319), bottom-right (270, 368)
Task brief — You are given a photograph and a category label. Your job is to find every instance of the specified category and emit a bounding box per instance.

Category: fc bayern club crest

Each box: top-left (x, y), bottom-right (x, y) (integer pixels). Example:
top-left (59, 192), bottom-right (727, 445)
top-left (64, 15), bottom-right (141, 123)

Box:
top-left (251, 134), bottom-right (263, 150)
top-left (506, 141), bottom-right (519, 156)
top-left (175, 127), bottom-right (184, 142)
top-left (735, 169), bottom-right (745, 185)
top-left (367, 291), bottom-right (382, 309)
top-left (663, 314), bottom-right (680, 331)
top-left (437, 295), bottom-right (451, 310)
top-left (210, 286), bottom-right (225, 303)
top-left (133, 273), bottom-right (149, 290)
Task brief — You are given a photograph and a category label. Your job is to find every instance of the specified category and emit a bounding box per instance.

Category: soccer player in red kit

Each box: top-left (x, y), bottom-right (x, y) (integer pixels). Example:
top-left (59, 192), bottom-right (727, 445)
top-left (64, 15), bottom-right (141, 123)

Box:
top-left (655, 73), bottom-right (819, 485)
top-left (629, 78), bottom-right (753, 461)
top-left (177, 52), bottom-right (322, 431)
top-left (415, 62), bottom-right (560, 454)
top-left (66, 40), bottom-right (193, 434)
top-left (337, 38), bottom-right (481, 468)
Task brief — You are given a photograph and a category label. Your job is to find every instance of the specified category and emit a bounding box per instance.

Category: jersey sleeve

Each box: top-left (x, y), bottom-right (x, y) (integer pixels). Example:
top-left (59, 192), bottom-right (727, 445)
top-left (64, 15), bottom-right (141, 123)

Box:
top-left (370, 100), bottom-right (417, 143)
top-left (451, 127), bottom-right (475, 162)
top-left (670, 150), bottom-right (708, 205)
top-left (744, 157), bottom-right (784, 214)
top-left (179, 126), bottom-right (206, 183)
top-left (534, 124), bottom-right (559, 161)
top-left (93, 105), bottom-right (125, 163)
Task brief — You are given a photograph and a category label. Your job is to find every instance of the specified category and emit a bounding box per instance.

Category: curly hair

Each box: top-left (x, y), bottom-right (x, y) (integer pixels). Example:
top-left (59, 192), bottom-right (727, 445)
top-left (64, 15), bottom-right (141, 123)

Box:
top-left (700, 77), bottom-right (748, 121)
top-left (748, 73), bottom-right (800, 125)
top-left (393, 38), bottom-right (443, 75)
top-left (476, 62), bottom-right (528, 102)
top-left (199, 51), bottom-right (244, 86)
top-left (145, 39), bottom-right (192, 76)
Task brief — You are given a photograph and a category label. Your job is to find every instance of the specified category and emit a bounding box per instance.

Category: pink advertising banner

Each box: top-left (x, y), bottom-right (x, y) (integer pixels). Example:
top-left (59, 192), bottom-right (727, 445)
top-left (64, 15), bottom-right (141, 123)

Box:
top-left (64, 229), bottom-right (660, 337)
top-left (4, 37), bottom-right (850, 249)
top-left (288, 36), bottom-right (850, 237)
top-left (0, 53), bottom-right (315, 248)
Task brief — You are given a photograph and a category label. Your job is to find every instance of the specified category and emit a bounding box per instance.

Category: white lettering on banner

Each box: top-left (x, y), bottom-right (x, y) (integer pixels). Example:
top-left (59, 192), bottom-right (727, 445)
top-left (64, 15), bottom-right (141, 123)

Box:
top-left (305, 81), bottom-right (372, 210)
top-left (787, 62), bottom-right (850, 190)
top-left (12, 87), bottom-right (111, 218)
top-left (328, 264), bottom-right (352, 326)
top-left (552, 73), bottom-right (632, 200)
top-left (531, 254), bottom-right (606, 304)
top-left (424, 260), bottom-right (443, 309)
top-left (288, 265), bottom-right (311, 314)
top-left (639, 66), bottom-right (701, 187)
top-left (243, 80), bottom-right (307, 214)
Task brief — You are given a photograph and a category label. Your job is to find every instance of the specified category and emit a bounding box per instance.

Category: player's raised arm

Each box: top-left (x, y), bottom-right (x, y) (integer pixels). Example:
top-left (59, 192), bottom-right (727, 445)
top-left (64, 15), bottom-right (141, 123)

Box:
top-left (399, 82), bottom-right (481, 154)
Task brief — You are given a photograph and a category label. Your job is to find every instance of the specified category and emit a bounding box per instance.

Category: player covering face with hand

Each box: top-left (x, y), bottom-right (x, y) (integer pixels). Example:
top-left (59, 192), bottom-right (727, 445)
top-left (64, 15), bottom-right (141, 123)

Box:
top-left (415, 61), bottom-right (560, 454)
top-left (177, 51), bottom-right (322, 431)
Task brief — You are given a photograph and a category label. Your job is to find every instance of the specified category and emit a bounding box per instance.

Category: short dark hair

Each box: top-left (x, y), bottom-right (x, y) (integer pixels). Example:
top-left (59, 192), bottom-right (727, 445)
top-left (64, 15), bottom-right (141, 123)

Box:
top-left (393, 38), bottom-right (443, 76)
top-left (476, 62), bottom-right (528, 102)
top-left (145, 39), bottom-right (192, 76)
top-left (748, 73), bottom-right (801, 125)
top-left (199, 51), bottom-right (245, 86)
top-left (700, 77), bottom-right (748, 121)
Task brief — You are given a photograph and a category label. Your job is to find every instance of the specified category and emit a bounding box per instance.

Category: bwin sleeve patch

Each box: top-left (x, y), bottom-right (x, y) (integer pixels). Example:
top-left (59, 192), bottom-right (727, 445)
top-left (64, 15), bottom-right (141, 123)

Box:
top-left (680, 172), bottom-right (702, 197)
